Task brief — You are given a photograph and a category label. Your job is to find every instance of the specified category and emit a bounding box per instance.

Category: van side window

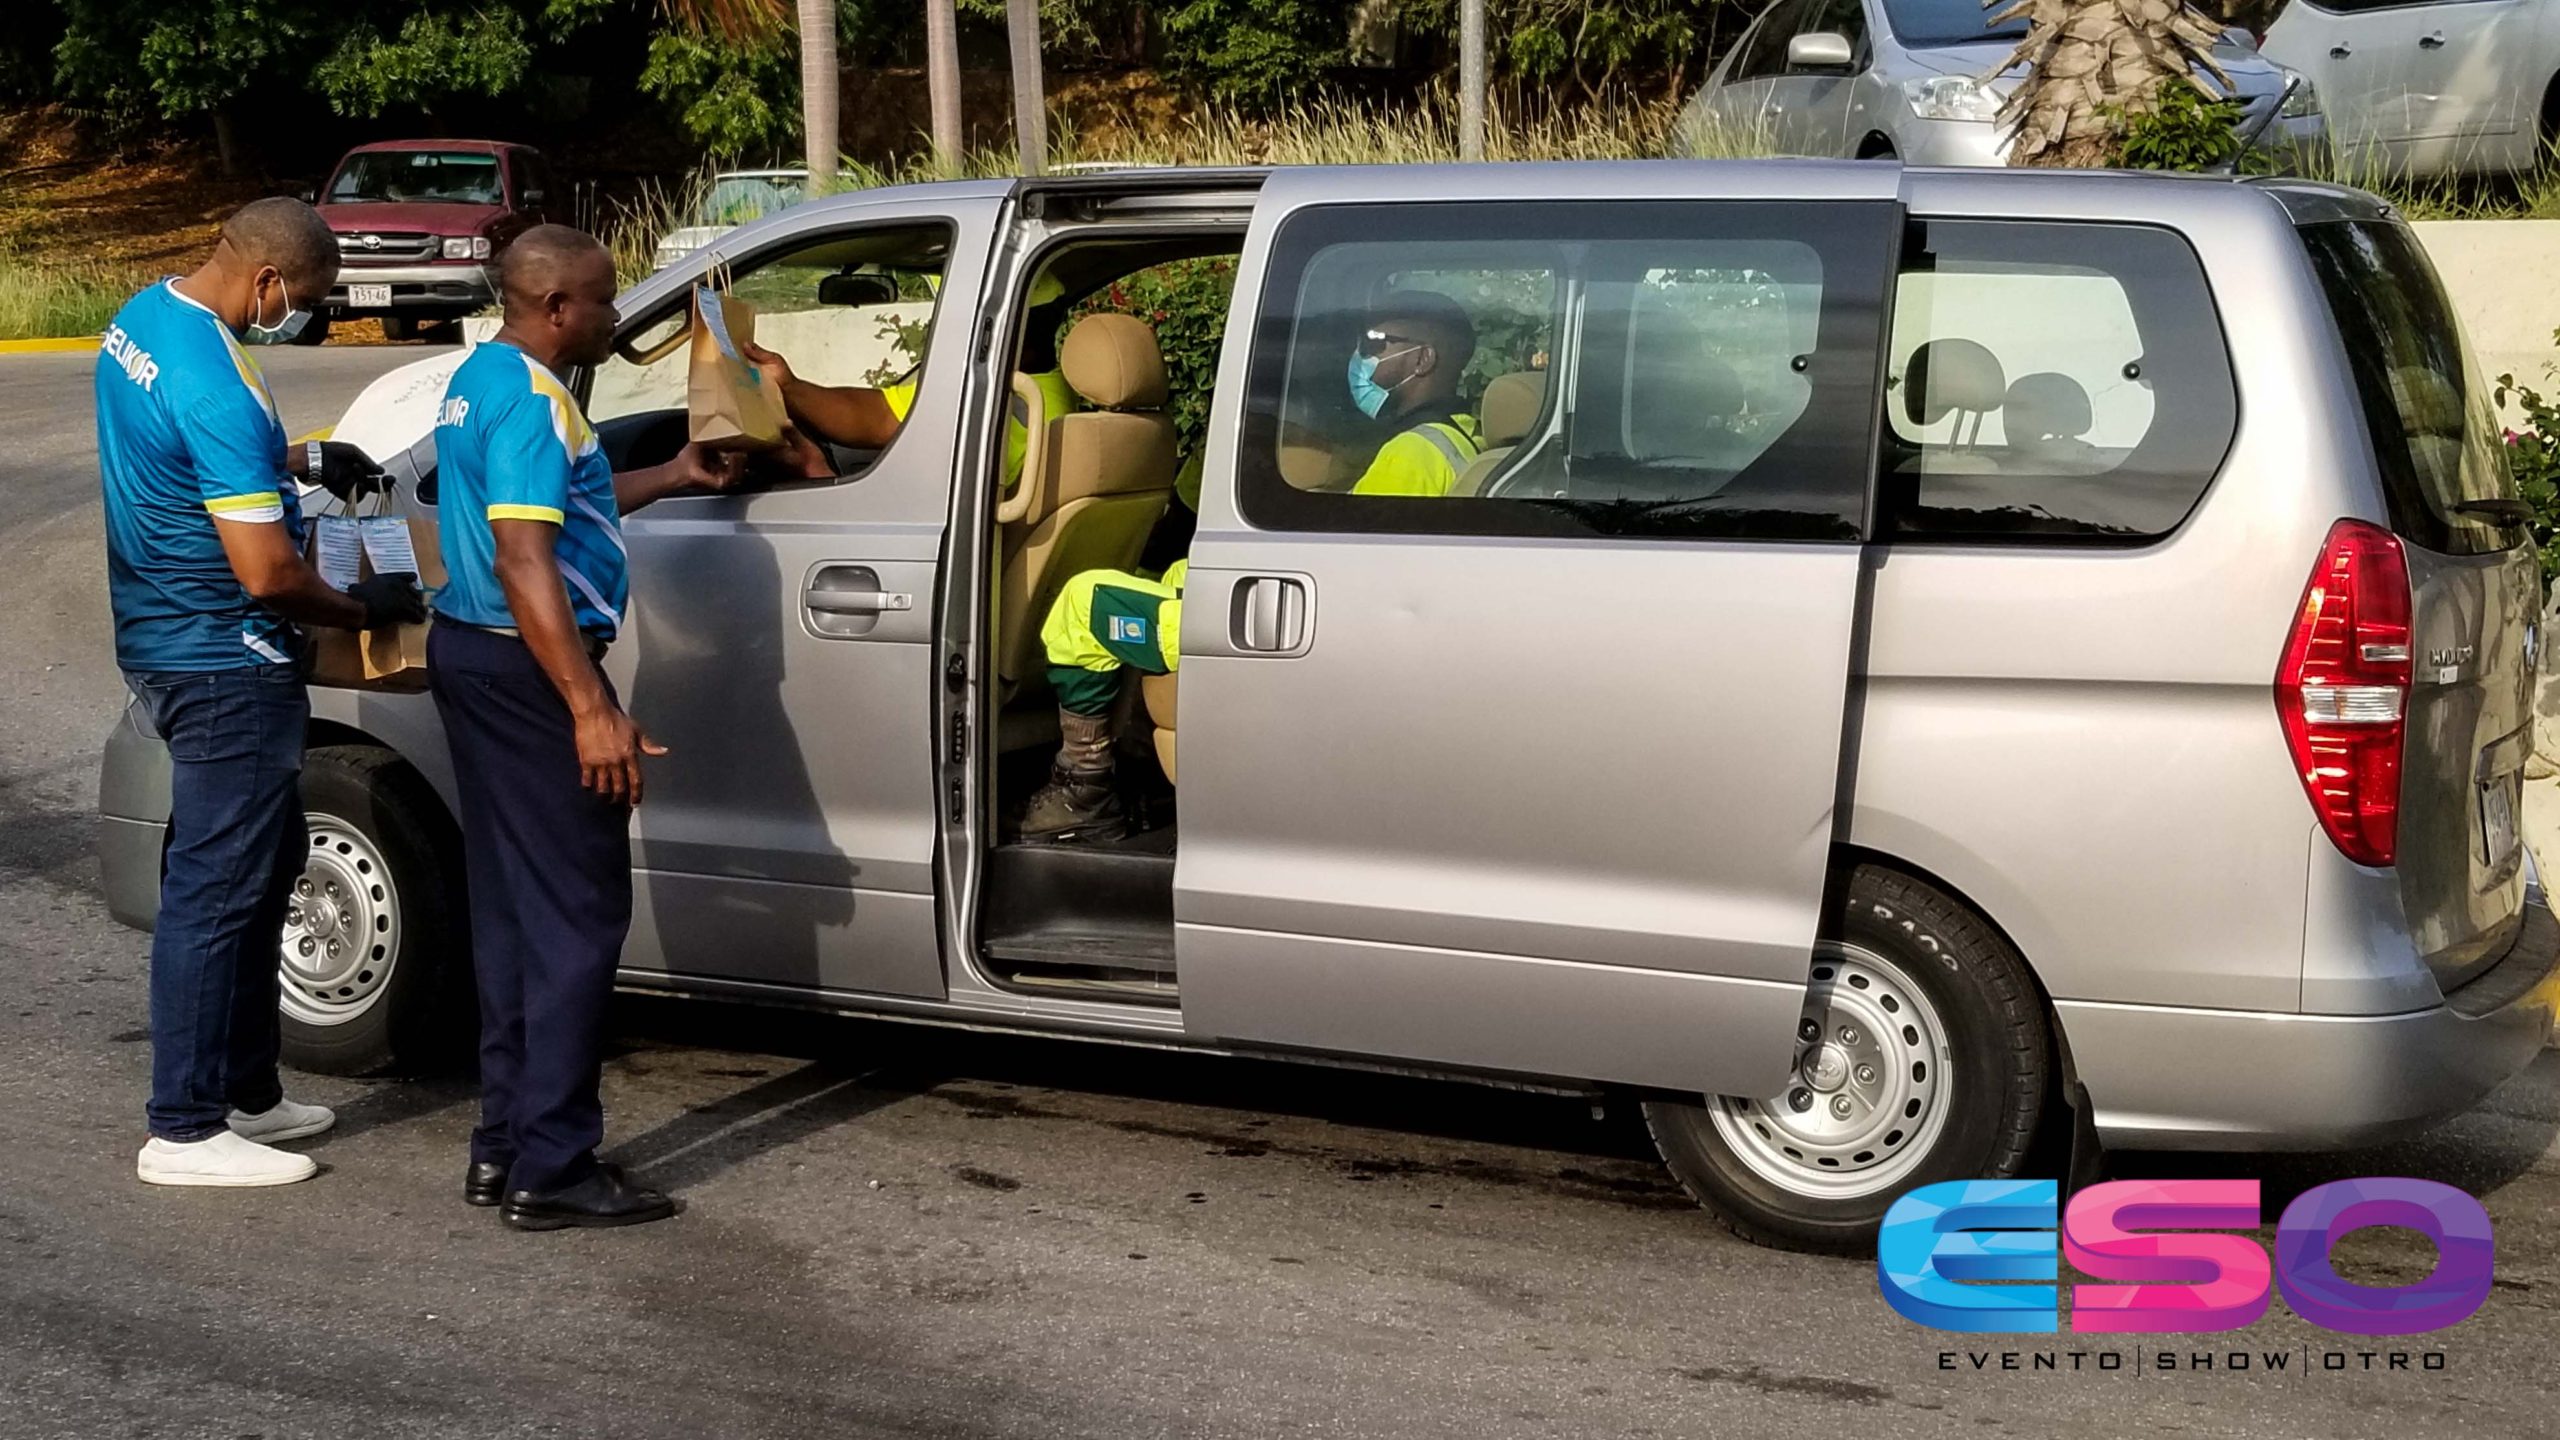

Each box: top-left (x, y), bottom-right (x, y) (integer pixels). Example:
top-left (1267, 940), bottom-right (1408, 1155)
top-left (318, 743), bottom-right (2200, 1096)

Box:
top-left (1236, 200), bottom-right (1894, 542)
top-left (1879, 220), bottom-right (2237, 544)
top-left (585, 226), bottom-right (949, 484)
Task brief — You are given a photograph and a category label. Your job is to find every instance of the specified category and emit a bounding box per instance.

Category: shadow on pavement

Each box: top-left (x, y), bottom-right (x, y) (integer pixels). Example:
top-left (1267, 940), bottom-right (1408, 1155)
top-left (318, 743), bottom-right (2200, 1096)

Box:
top-left (601, 991), bottom-right (1662, 1174)
top-left (604, 1060), bottom-right (935, 1194)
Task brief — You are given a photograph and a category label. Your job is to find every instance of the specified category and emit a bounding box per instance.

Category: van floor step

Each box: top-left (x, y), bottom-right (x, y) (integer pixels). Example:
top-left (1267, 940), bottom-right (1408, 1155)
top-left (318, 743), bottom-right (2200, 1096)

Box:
top-left (983, 927), bottom-right (1175, 974)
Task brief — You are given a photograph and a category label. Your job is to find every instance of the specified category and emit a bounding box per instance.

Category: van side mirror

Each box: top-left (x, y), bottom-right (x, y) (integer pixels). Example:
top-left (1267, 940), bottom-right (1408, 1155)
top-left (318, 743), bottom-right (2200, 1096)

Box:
top-left (1787, 32), bottom-right (1856, 73)
top-left (819, 272), bottom-right (901, 307)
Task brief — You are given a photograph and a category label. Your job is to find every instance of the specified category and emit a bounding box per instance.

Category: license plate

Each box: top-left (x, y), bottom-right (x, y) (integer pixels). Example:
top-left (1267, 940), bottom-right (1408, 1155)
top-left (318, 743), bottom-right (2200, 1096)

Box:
top-left (348, 284), bottom-right (392, 309)
top-left (2482, 778), bottom-right (2519, 865)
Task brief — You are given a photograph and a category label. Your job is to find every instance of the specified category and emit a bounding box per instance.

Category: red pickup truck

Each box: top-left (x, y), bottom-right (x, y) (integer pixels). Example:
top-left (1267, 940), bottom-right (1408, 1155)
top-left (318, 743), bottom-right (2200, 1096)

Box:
top-left (307, 139), bottom-right (557, 343)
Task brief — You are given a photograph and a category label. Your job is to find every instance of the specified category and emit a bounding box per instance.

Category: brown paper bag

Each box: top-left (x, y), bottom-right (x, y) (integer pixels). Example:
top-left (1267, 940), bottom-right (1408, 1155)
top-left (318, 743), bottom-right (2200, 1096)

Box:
top-left (686, 283), bottom-right (783, 447)
top-left (305, 509), bottom-right (445, 693)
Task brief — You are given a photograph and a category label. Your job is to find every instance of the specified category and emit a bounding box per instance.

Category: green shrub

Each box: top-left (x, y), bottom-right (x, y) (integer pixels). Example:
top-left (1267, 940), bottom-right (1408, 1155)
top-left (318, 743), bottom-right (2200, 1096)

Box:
top-left (2108, 82), bottom-right (2244, 173)
top-left (2495, 341), bottom-right (2560, 592)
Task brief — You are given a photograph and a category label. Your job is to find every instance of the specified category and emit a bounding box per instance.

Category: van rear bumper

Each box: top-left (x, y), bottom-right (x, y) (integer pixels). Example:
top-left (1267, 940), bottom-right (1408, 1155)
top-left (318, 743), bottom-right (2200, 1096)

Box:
top-left (2063, 899), bottom-right (2560, 1151)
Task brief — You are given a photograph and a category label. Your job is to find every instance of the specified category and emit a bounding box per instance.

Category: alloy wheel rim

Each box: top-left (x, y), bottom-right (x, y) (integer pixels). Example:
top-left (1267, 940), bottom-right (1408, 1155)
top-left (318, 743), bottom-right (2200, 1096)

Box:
top-left (1707, 943), bottom-right (1953, 1201)
top-left (277, 817), bottom-right (399, 1026)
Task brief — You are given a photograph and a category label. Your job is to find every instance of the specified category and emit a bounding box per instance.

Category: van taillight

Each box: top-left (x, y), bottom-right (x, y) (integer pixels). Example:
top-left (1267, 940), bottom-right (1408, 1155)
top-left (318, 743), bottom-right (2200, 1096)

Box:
top-left (2276, 519), bottom-right (2411, 867)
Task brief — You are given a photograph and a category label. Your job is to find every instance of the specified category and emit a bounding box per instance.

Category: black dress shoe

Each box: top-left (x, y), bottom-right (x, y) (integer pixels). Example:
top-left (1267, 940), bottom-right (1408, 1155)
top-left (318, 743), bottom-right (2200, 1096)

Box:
top-left (500, 1164), bottom-right (674, 1232)
top-left (465, 1161), bottom-right (509, 1208)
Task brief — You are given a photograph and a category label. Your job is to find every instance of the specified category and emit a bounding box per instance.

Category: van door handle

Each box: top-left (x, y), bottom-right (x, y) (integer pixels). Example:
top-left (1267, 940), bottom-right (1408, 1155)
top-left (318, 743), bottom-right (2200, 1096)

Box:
top-left (1231, 576), bottom-right (1311, 655)
top-left (803, 563), bottom-right (911, 638)
top-left (804, 586), bottom-right (912, 614)
top-left (2330, 43), bottom-right (2352, 57)
top-left (2419, 31), bottom-right (2446, 47)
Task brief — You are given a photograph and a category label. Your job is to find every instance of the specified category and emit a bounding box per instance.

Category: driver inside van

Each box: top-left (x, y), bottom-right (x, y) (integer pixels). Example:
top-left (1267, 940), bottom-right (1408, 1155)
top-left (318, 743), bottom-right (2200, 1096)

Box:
top-left (736, 271), bottom-right (1075, 485)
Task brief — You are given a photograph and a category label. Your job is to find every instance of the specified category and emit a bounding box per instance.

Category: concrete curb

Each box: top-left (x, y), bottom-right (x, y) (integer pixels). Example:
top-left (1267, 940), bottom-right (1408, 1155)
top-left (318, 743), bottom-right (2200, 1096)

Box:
top-left (0, 336), bottom-right (101, 355)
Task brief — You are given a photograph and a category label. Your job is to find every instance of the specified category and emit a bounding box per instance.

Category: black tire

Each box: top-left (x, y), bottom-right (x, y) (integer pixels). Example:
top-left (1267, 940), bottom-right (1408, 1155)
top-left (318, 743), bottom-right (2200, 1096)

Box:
top-left (1643, 864), bottom-right (2048, 1254)
top-left (290, 314), bottom-right (332, 346)
top-left (278, 746), bottom-right (470, 1076)
top-left (1856, 135), bottom-right (1898, 161)
top-left (380, 314), bottom-right (418, 342)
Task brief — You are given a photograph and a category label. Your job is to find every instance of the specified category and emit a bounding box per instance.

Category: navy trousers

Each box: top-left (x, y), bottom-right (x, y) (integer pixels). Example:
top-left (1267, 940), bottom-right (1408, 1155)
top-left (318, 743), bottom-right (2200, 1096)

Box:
top-left (125, 665), bottom-right (306, 1141)
top-left (427, 623), bottom-right (632, 1195)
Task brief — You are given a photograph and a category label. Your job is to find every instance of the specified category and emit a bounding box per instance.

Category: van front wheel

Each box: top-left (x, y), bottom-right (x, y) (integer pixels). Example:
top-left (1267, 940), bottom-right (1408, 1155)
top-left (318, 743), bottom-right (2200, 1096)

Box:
top-left (1643, 865), bottom-right (2048, 1254)
top-left (277, 746), bottom-right (468, 1076)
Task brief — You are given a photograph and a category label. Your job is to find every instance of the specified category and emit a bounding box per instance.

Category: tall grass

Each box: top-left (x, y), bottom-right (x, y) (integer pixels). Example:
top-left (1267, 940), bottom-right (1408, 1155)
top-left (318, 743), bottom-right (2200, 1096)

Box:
top-left (2293, 138), bottom-right (2560, 221)
top-left (0, 248), bottom-right (141, 340)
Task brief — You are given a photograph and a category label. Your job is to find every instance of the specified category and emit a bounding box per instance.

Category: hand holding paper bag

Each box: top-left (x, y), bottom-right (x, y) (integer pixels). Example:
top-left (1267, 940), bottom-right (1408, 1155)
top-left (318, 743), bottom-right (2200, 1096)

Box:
top-left (687, 284), bottom-right (785, 447)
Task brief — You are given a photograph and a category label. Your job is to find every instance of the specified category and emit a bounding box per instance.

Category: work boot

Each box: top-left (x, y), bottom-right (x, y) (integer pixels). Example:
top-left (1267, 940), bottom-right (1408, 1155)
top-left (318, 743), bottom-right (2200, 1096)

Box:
top-left (1021, 708), bottom-right (1127, 843)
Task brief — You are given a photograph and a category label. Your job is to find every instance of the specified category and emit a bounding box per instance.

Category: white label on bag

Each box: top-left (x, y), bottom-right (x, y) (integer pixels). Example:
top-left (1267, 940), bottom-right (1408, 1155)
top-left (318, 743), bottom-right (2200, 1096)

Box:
top-left (314, 516), bottom-right (364, 589)
top-left (359, 516), bottom-right (419, 576)
top-left (694, 287), bottom-right (761, 388)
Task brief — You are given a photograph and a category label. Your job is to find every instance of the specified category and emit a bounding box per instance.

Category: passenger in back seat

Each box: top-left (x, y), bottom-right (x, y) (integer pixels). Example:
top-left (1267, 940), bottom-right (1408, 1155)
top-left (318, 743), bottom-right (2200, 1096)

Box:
top-left (1345, 291), bottom-right (1484, 498)
top-left (1018, 559), bottom-right (1188, 843)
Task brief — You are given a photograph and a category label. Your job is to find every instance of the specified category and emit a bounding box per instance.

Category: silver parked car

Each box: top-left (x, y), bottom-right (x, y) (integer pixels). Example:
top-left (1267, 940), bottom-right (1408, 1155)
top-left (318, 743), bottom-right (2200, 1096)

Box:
top-left (98, 162), bottom-right (2558, 1250)
top-left (1679, 0), bottom-right (2330, 165)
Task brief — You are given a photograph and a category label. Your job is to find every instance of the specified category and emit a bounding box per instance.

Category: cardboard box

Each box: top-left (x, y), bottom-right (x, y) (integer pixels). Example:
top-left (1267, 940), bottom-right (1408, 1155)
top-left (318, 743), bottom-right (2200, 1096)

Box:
top-left (305, 509), bottom-right (444, 693)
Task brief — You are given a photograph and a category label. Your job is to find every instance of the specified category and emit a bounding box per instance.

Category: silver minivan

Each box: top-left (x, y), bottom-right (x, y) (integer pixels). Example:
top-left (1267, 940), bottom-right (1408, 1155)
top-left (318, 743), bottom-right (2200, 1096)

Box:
top-left (96, 162), bottom-right (2560, 1251)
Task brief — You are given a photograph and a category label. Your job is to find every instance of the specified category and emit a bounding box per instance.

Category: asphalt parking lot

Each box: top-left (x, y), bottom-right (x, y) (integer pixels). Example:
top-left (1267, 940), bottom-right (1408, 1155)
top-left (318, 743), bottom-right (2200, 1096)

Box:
top-left (6, 344), bottom-right (2560, 1439)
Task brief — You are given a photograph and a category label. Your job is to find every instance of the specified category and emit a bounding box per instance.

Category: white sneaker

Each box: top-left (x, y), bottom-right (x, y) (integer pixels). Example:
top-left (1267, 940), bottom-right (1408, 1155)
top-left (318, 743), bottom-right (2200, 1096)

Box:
top-left (227, 1098), bottom-right (337, 1144)
top-left (137, 1131), bottom-right (319, 1188)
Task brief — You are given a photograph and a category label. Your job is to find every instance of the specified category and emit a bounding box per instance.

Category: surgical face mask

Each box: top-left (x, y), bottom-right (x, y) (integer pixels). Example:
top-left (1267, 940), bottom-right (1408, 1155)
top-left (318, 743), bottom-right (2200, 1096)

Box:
top-left (1348, 335), bottom-right (1421, 419)
top-left (245, 275), bottom-right (313, 346)
top-left (1347, 351), bottom-right (1392, 419)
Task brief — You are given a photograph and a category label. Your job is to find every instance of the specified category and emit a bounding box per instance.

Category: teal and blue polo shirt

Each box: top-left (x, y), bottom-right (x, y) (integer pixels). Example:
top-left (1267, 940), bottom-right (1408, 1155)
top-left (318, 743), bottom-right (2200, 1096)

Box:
top-left (432, 341), bottom-right (627, 640)
top-left (95, 280), bottom-right (303, 672)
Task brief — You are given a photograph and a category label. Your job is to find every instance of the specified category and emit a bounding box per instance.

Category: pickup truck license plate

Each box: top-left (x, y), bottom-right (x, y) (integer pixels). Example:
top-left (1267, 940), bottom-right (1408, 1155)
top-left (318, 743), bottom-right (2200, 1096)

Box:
top-left (2482, 778), bottom-right (2519, 865)
top-left (348, 284), bottom-right (392, 309)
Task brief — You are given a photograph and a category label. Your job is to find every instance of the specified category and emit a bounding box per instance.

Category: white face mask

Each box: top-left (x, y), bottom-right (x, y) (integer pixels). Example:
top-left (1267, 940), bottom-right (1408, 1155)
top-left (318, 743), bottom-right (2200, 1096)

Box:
top-left (245, 274), bottom-right (313, 346)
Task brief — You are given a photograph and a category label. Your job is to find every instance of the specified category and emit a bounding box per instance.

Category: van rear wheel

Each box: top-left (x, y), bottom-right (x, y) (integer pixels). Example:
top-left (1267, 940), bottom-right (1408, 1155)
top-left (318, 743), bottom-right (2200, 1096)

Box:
top-left (1644, 865), bottom-right (2048, 1254)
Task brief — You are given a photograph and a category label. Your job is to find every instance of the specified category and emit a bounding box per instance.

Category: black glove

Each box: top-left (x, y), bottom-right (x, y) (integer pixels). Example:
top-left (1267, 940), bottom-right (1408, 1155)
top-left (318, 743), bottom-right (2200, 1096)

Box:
top-left (347, 571), bottom-right (427, 630)
top-left (309, 440), bottom-right (387, 503)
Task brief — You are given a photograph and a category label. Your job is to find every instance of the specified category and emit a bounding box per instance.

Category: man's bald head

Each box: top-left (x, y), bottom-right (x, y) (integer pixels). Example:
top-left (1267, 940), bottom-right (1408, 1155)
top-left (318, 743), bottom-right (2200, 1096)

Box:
top-left (496, 224), bottom-right (621, 368)
top-left (221, 197), bottom-right (339, 297)
top-left (500, 224), bottom-right (613, 318)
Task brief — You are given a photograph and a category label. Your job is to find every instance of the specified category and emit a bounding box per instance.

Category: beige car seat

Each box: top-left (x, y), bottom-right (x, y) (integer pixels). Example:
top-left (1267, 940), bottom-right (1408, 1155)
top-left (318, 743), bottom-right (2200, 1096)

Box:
top-left (1449, 371), bottom-right (1548, 498)
top-left (1901, 338), bottom-right (2007, 476)
top-left (1142, 672), bottom-right (1178, 784)
top-left (2003, 371), bottom-right (2104, 471)
top-left (995, 312), bottom-right (1179, 691)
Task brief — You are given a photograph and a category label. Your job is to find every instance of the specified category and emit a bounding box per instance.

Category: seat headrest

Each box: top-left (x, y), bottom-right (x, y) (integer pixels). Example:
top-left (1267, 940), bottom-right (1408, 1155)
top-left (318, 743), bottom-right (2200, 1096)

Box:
top-left (1904, 338), bottom-right (2006, 425)
top-left (2004, 371), bottom-right (2093, 442)
top-left (1479, 371), bottom-right (1546, 446)
top-left (1062, 313), bottom-right (1168, 409)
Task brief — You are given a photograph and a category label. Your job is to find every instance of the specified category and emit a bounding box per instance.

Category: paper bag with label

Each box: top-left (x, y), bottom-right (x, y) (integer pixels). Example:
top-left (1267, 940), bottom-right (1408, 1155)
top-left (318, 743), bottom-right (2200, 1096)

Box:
top-left (686, 284), bottom-right (783, 447)
top-left (305, 511), bottom-right (445, 691)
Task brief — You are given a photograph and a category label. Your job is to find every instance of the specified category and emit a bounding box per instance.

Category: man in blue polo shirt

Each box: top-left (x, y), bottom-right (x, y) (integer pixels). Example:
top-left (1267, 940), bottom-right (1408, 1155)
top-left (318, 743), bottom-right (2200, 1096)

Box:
top-left (431, 224), bottom-right (741, 1230)
top-left (98, 197), bottom-right (428, 1188)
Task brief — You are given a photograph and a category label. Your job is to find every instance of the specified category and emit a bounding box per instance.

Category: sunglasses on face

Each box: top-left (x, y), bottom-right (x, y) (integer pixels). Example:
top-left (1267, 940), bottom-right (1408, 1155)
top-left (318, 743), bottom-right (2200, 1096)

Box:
top-left (1357, 328), bottom-right (1426, 358)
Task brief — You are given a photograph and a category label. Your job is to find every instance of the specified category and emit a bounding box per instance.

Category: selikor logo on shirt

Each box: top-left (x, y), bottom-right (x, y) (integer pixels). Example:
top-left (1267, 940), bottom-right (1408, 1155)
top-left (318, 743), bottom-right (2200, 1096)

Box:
top-left (102, 326), bottom-right (160, 392)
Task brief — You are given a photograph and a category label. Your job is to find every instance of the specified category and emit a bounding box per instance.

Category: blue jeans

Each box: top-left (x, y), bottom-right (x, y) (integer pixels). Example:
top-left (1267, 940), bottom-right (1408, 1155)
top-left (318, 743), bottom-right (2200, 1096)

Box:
top-left (126, 665), bottom-right (309, 1141)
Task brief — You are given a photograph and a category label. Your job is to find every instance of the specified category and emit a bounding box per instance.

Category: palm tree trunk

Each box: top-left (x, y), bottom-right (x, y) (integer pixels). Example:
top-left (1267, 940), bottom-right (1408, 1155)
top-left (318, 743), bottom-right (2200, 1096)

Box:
top-left (925, 0), bottom-right (963, 174)
top-left (1005, 0), bottom-right (1047, 175)
top-left (798, 0), bottom-right (839, 191)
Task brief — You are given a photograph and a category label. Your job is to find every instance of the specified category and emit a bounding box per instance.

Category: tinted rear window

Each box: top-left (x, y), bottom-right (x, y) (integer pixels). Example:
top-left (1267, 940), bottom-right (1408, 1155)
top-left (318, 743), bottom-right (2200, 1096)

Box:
top-left (2299, 219), bottom-right (2520, 557)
